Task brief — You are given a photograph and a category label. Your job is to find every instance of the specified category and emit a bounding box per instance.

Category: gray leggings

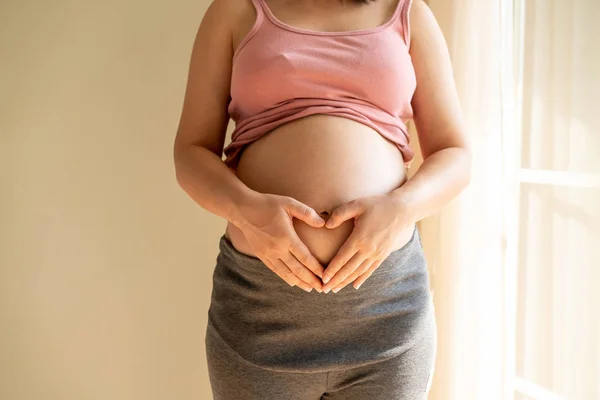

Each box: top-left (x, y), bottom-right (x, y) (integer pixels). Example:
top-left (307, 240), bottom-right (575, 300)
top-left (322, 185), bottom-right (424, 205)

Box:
top-left (205, 227), bottom-right (437, 399)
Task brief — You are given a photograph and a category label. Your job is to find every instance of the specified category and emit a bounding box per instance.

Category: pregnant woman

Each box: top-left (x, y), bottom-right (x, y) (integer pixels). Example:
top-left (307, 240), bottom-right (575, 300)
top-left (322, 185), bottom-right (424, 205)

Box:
top-left (173, 0), bottom-right (470, 398)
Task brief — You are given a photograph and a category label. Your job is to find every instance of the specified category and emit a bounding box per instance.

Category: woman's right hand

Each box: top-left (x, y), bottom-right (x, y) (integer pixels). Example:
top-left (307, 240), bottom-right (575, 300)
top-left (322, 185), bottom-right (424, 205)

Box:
top-left (235, 192), bottom-right (326, 293)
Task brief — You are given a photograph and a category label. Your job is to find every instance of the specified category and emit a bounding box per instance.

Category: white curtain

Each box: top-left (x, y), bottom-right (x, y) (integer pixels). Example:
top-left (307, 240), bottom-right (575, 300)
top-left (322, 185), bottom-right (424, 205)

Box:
top-left (516, 1), bottom-right (600, 399)
top-left (413, 0), bottom-right (600, 399)
top-left (411, 0), bottom-right (505, 398)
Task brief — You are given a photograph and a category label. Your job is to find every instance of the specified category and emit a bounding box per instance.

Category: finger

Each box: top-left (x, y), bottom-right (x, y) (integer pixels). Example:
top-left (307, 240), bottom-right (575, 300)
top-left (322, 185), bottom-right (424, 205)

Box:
top-left (322, 236), bottom-right (359, 284)
top-left (286, 199), bottom-right (326, 228)
top-left (325, 200), bottom-right (363, 229)
top-left (331, 258), bottom-right (373, 293)
top-left (282, 254), bottom-right (323, 292)
top-left (323, 251), bottom-right (366, 292)
top-left (353, 258), bottom-right (384, 289)
top-left (274, 259), bottom-right (314, 293)
top-left (263, 258), bottom-right (300, 288)
top-left (289, 240), bottom-right (325, 278)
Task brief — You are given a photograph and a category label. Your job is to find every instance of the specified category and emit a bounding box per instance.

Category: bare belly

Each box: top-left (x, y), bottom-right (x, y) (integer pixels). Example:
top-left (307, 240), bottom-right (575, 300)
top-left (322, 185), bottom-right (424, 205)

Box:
top-left (225, 114), bottom-right (415, 266)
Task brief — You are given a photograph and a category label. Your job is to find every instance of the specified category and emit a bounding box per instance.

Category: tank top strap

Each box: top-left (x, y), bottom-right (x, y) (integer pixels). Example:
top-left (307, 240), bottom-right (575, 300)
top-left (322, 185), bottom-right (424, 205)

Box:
top-left (247, 0), bottom-right (266, 19)
top-left (252, 0), bottom-right (270, 17)
top-left (233, 0), bottom-right (266, 61)
top-left (395, 0), bottom-right (413, 47)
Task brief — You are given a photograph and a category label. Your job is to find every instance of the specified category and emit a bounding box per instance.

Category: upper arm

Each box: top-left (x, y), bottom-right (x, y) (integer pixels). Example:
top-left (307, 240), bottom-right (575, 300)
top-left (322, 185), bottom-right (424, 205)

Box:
top-left (173, 0), bottom-right (235, 157)
top-left (408, 0), bottom-right (469, 159)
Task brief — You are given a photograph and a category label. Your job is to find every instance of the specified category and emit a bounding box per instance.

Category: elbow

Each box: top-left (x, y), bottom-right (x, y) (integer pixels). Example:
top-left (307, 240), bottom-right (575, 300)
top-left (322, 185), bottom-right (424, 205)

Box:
top-left (173, 141), bottom-right (191, 191)
top-left (459, 144), bottom-right (472, 190)
top-left (174, 165), bottom-right (187, 192)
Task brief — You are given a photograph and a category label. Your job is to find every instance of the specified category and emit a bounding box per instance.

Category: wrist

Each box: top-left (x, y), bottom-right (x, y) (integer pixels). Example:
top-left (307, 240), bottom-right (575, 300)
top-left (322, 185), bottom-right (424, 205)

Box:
top-left (387, 188), bottom-right (418, 225)
top-left (228, 187), bottom-right (261, 229)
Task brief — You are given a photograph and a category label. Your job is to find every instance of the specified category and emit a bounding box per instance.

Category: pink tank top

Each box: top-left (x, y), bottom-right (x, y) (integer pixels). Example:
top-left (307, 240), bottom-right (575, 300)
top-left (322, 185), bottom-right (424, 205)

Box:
top-left (224, 0), bottom-right (416, 170)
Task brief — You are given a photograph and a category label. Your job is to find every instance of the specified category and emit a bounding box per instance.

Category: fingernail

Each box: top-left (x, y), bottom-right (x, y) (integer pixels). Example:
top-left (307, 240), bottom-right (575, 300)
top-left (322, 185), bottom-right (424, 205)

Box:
top-left (332, 288), bottom-right (340, 293)
top-left (355, 283), bottom-right (362, 289)
top-left (323, 276), bottom-right (330, 284)
top-left (303, 287), bottom-right (313, 293)
top-left (324, 288), bottom-right (331, 294)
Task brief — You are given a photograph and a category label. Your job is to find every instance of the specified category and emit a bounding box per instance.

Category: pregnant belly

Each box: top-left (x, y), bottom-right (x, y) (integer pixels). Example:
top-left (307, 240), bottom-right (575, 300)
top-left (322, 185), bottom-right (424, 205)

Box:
top-left (225, 114), bottom-right (414, 266)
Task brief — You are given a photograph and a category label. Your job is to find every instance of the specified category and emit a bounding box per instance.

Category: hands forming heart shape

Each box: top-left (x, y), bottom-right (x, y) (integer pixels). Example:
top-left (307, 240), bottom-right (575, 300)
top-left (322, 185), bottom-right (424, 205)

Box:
top-left (320, 193), bottom-right (416, 293)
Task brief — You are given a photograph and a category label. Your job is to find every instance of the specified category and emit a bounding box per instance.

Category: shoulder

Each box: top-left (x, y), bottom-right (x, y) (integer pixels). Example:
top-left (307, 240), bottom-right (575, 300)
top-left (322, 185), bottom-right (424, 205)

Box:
top-left (408, 0), bottom-right (447, 51)
top-left (408, 0), bottom-right (433, 21)
top-left (201, 0), bottom-right (258, 49)
top-left (201, 0), bottom-right (255, 31)
top-left (408, 0), bottom-right (440, 39)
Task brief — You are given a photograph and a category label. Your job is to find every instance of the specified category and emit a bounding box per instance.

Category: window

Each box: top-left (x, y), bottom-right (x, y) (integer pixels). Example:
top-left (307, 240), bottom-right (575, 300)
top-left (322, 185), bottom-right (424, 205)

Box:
top-left (502, 1), bottom-right (600, 399)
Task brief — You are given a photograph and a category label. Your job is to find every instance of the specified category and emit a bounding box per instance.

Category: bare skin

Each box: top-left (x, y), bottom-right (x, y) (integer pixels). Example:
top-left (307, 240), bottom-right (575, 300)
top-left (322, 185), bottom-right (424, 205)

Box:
top-left (173, 0), bottom-right (471, 294)
top-left (228, 115), bottom-right (409, 267)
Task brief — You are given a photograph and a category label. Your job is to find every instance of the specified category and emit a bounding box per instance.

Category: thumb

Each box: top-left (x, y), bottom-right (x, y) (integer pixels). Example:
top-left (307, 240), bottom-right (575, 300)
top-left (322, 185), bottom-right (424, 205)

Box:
top-left (286, 199), bottom-right (326, 228)
top-left (325, 200), bottom-right (362, 229)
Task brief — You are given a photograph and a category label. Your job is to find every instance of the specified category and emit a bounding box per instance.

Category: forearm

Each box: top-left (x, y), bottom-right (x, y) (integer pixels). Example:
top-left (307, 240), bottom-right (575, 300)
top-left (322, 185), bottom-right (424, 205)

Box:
top-left (174, 144), bottom-right (257, 228)
top-left (390, 146), bottom-right (472, 223)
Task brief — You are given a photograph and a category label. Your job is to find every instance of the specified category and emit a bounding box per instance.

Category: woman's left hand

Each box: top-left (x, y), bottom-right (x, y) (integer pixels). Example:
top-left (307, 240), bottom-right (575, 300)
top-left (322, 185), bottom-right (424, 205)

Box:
top-left (321, 193), bottom-right (415, 293)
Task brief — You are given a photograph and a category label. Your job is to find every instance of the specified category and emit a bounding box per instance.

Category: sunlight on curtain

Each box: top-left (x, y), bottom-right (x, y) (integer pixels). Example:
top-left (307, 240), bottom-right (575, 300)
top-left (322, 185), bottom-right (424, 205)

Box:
top-left (515, 1), bottom-right (600, 399)
top-left (411, 0), bottom-right (505, 399)
top-left (413, 0), bottom-right (599, 399)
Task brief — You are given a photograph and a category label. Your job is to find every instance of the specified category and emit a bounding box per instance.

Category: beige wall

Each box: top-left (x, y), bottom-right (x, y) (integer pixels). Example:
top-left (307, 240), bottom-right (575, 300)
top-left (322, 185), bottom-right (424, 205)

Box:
top-left (1, 1), bottom-right (223, 399)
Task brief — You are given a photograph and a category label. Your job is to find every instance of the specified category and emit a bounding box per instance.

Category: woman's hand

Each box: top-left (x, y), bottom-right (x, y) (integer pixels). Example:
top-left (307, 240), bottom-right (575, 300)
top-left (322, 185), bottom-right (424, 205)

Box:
top-left (236, 192), bottom-right (326, 293)
top-left (321, 194), bottom-right (415, 293)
